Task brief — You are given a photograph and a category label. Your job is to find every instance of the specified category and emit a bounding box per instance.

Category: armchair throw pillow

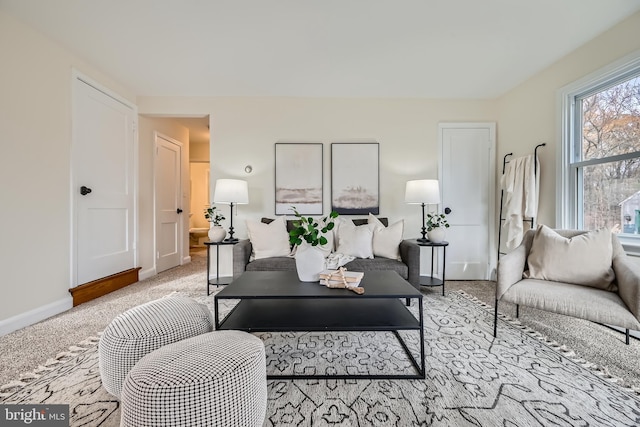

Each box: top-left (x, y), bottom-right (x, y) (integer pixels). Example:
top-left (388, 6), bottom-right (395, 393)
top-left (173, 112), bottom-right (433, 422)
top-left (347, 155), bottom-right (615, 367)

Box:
top-left (524, 225), bottom-right (615, 290)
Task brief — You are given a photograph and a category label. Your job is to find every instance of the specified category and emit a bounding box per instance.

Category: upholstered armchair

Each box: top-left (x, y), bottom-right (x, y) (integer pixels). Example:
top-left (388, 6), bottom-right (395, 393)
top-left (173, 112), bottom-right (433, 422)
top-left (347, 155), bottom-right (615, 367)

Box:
top-left (494, 226), bottom-right (640, 344)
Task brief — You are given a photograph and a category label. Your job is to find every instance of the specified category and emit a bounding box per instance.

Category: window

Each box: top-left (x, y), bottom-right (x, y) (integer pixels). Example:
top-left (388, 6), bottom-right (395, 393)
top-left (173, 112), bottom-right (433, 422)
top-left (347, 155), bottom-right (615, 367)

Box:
top-left (559, 51), bottom-right (640, 249)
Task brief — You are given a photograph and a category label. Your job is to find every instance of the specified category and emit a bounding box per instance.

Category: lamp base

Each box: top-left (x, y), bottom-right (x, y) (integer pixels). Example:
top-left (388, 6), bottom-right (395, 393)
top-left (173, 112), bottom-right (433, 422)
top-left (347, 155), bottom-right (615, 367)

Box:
top-left (224, 237), bottom-right (238, 243)
top-left (416, 237), bottom-right (430, 243)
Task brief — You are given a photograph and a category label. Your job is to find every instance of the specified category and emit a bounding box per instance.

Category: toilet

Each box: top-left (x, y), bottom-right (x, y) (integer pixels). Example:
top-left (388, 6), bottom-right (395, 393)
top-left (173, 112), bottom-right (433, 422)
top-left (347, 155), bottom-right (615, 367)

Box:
top-left (189, 213), bottom-right (209, 247)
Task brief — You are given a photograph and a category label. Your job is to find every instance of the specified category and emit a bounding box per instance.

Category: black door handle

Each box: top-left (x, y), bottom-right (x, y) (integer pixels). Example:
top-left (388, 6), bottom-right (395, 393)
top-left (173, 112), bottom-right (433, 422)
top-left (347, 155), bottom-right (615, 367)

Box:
top-left (176, 208), bottom-right (183, 214)
top-left (444, 207), bottom-right (452, 214)
top-left (80, 186), bottom-right (92, 196)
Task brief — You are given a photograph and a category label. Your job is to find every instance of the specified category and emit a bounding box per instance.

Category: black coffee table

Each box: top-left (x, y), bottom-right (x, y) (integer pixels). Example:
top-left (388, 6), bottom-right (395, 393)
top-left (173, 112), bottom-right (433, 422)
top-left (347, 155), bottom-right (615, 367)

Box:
top-left (214, 270), bottom-right (425, 380)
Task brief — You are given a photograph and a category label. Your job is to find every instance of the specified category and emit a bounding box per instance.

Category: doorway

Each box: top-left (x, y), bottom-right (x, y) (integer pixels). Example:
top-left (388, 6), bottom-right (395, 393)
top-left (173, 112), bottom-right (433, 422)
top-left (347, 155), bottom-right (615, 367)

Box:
top-left (439, 122), bottom-right (496, 280)
top-left (155, 133), bottom-right (183, 273)
top-left (72, 73), bottom-right (137, 287)
top-left (155, 116), bottom-right (211, 260)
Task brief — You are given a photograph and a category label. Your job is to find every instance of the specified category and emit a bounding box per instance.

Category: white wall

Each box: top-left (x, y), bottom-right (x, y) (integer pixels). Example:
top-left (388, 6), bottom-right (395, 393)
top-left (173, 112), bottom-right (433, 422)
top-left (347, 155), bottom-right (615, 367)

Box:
top-left (497, 11), bottom-right (640, 227)
top-left (138, 97), bottom-right (498, 241)
top-left (190, 141), bottom-right (210, 162)
top-left (0, 10), bottom-right (136, 330)
top-left (190, 162), bottom-right (210, 229)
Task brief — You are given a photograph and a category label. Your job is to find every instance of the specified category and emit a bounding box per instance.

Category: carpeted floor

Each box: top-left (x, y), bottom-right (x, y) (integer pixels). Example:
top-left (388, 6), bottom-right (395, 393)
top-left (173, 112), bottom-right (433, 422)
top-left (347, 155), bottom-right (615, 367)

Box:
top-left (2, 280), bottom-right (639, 426)
top-left (1, 247), bottom-right (639, 420)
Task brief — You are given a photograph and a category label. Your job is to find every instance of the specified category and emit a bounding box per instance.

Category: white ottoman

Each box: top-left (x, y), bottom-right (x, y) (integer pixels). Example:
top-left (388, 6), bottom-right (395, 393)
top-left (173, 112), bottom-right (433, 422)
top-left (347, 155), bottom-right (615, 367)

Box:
top-left (98, 296), bottom-right (213, 398)
top-left (120, 331), bottom-right (267, 427)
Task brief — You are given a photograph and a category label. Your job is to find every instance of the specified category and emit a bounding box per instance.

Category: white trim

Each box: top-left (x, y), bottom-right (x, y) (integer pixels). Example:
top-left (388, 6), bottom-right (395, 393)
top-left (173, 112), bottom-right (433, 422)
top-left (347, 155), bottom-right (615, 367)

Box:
top-left (138, 267), bottom-right (157, 281)
top-left (0, 296), bottom-right (73, 336)
top-left (70, 69), bottom-right (139, 288)
top-left (556, 49), bottom-right (640, 229)
top-left (438, 122), bottom-right (497, 280)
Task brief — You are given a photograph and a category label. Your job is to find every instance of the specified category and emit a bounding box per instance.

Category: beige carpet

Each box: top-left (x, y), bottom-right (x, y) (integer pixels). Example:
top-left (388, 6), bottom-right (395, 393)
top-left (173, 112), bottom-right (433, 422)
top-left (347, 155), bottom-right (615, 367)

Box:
top-left (3, 289), bottom-right (640, 427)
top-left (1, 247), bottom-right (638, 392)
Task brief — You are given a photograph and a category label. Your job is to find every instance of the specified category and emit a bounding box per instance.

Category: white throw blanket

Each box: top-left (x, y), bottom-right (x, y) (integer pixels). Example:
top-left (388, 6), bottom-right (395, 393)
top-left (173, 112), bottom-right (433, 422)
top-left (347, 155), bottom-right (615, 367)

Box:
top-left (325, 253), bottom-right (356, 270)
top-left (501, 154), bottom-right (539, 250)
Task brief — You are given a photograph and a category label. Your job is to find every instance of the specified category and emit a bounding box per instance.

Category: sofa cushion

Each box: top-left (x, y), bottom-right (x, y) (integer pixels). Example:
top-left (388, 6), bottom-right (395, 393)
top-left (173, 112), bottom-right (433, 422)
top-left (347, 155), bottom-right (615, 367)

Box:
top-left (502, 278), bottom-right (640, 330)
top-left (368, 213), bottom-right (403, 260)
top-left (344, 259), bottom-right (409, 281)
top-left (246, 217), bottom-right (291, 260)
top-left (246, 256), bottom-right (296, 272)
top-left (524, 225), bottom-right (615, 291)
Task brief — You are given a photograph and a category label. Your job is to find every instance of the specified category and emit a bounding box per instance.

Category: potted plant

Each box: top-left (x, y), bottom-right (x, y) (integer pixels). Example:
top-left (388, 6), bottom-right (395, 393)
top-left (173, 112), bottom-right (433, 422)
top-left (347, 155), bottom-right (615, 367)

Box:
top-left (289, 206), bottom-right (339, 281)
top-left (204, 205), bottom-right (226, 242)
top-left (426, 212), bottom-right (450, 243)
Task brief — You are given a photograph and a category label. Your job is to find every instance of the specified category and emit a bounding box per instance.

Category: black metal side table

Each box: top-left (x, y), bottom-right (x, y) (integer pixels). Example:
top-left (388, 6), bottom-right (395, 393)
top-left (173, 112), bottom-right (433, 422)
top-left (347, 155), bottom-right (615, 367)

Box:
top-left (204, 241), bottom-right (237, 296)
top-left (416, 240), bottom-right (448, 296)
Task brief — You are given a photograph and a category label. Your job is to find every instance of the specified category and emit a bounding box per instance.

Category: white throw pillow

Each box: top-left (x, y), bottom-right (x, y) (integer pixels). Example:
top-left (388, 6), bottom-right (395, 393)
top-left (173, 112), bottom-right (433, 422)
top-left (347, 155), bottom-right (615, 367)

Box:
top-left (368, 213), bottom-right (404, 260)
top-left (335, 218), bottom-right (374, 259)
top-left (524, 225), bottom-right (615, 290)
top-left (246, 216), bottom-right (291, 260)
top-left (317, 231), bottom-right (334, 258)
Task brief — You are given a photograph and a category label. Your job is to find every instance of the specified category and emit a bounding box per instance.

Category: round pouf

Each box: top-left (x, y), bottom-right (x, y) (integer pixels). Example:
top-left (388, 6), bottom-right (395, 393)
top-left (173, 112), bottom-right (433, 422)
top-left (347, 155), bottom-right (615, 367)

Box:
top-left (98, 296), bottom-right (213, 398)
top-left (120, 331), bottom-right (267, 427)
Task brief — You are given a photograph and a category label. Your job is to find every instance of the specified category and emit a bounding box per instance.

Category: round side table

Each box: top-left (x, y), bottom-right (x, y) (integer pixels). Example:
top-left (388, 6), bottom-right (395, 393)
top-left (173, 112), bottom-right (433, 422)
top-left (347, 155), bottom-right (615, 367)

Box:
top-left (416, 240), bottom-right (448, 296)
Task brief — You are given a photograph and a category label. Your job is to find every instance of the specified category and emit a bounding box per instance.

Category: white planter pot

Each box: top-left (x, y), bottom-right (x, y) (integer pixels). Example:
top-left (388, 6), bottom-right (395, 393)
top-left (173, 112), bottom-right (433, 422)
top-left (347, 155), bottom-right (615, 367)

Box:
top-left (294, 243), bottom-right (326, 282)
top-left (208, 225), bottom-right (226, 243)
top-left (427, 227), bottom-right (446, 243)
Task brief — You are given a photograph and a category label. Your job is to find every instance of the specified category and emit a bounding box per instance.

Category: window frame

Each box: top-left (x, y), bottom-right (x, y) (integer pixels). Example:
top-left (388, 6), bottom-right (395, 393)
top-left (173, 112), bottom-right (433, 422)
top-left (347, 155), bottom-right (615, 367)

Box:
top-left (557, 49), bottom-right (640, 255)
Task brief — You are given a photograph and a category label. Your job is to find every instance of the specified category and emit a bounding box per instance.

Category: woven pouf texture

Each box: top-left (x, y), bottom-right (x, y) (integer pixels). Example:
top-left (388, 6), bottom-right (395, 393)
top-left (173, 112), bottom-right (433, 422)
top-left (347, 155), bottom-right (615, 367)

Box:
top-left (98, 296), bottom-right (213, 398)
top-left (119, 331), bottom-right (267, 427)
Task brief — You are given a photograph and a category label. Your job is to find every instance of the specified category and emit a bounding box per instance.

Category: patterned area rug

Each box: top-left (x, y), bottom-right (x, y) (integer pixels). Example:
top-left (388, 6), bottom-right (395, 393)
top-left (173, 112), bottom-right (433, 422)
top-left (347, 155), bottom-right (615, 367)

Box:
top-left (2, 290), bottom-right (639, 426)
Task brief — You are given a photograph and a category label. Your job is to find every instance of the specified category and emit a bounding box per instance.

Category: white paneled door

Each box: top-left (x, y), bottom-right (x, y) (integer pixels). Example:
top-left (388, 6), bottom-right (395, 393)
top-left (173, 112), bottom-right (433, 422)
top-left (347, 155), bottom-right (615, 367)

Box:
top-left (73, 76), bottom-right (137, 285)
top-left (439, 123), bottom-right (496, 280)
top-left (155, 133), bottom-right (183, 273)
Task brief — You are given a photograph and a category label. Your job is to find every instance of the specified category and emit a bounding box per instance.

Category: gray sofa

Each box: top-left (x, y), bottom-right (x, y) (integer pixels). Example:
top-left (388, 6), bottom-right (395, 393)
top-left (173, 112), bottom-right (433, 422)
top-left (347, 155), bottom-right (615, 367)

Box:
top-left (494, 228), bottom-right (640, 344)
top-left (233, 218), bottom-right (421, 289)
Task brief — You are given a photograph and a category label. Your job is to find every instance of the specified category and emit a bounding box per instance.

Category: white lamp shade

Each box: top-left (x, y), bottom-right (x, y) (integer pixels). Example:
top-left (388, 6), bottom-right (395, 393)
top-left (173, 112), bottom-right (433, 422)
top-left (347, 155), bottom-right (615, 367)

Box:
top-left (213, 179), bottom-right (249, 204)
top-left (405, 179), bottom-right (440, 204)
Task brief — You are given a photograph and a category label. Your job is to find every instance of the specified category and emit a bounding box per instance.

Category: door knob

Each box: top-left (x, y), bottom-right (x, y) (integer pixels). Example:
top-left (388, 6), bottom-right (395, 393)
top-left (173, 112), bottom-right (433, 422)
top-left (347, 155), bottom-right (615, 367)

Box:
top-left (80, 186), bottom-right (92, 196)
top-left (444, 207), bottom-right (452, 214)
top-left (176, 208), bottom-right (183, 214)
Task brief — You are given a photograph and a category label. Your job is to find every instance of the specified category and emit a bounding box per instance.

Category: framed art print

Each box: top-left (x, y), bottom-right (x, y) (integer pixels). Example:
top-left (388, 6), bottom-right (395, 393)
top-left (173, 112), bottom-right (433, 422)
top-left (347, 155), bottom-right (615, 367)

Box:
top-left (331, 142), bottom-right (379, 215)
top-left (275, 143), bottom-right (323, 215)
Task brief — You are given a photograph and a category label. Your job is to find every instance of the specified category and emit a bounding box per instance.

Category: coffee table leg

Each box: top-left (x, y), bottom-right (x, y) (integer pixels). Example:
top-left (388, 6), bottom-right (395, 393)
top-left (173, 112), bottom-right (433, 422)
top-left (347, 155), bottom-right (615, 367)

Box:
top-left (419, 296), bottom-right (425, 376)
top-left (206, 244), bottom-right (212, 296)
top-left (214, 297), bottom-right (219, 330)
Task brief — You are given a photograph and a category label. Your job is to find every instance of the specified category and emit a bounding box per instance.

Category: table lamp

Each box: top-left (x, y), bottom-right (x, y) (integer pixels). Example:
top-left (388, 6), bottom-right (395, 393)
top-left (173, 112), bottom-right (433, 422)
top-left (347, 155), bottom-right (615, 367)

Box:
top-left (213, 179), bottom-right (248, 242)
top-left (405, 179), bottom-right (440, 243)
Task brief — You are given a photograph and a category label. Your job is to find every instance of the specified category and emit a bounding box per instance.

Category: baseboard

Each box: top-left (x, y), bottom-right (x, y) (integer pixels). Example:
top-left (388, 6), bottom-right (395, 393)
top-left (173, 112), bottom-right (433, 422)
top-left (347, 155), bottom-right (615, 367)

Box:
top-left (183, 255), bottom-right (191, 264)
top-left (0, 296), bottom-right (73, 336)
top-left (69, 268), bottom-right (141, 306)
top-left (139, 267), bottom-right (156, 281)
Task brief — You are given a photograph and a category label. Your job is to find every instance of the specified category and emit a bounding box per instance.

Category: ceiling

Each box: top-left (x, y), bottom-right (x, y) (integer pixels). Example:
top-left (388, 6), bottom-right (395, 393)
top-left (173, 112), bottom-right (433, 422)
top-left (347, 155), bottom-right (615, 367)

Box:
top-left (3, 0), bottom-right (640, 99)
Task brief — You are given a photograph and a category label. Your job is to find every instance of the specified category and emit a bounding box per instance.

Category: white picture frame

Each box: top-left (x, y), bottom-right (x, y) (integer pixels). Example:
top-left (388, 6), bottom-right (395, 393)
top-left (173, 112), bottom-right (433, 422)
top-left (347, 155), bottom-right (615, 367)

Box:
top-left (331, 142), bottom-right (379, 215)
top-left (275, 143), bottom-right (323, 215)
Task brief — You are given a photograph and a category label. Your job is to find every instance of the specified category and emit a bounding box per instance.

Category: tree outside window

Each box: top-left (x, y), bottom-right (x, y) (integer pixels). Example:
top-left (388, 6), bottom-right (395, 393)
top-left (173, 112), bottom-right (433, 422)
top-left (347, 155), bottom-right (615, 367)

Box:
top-left (576, 75), bottom-right (640, 233)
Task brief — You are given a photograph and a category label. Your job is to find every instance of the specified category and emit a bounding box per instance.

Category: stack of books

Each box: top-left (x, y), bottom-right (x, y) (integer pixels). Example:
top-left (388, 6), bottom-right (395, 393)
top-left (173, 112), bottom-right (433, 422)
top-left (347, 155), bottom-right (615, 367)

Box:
top-left (318, 269), bottom-right (364, 289)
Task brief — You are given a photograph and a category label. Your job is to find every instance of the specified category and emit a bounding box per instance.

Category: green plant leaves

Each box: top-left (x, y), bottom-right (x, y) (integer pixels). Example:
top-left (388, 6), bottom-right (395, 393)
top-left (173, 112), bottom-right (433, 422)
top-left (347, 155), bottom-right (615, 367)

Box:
top-left (288, 206), bottom-right (339, 247)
